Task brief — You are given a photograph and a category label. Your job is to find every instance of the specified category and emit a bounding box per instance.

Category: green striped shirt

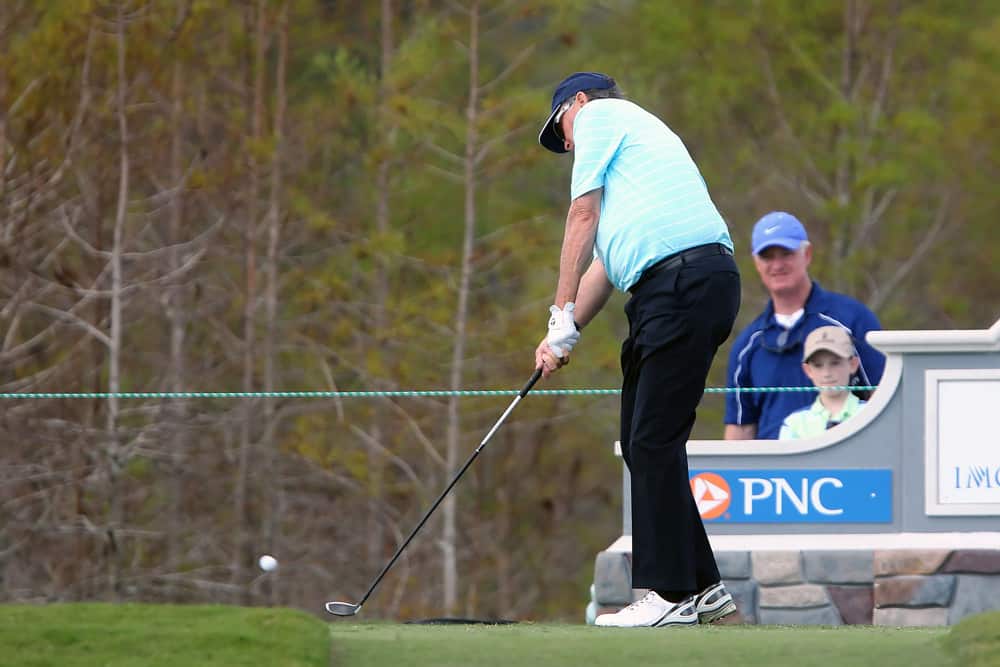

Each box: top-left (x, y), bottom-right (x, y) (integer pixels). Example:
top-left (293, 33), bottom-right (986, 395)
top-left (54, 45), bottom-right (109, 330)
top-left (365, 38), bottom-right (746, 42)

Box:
top-left (778, 393), bottom-right (866, 440)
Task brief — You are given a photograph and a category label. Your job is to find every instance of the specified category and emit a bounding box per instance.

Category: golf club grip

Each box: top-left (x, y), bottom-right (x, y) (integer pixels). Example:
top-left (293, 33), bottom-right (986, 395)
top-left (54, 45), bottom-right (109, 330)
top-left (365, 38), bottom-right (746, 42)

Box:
top-left (520, 368), bottom-right (543, 397)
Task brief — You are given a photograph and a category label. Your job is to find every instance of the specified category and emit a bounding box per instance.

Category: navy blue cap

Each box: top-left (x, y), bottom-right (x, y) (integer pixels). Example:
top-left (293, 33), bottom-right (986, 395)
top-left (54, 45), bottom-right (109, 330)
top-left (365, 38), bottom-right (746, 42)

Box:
top-left (538, 72), bottom-right (616, 154)
top-left (751, 211), bottom-right (809, 255)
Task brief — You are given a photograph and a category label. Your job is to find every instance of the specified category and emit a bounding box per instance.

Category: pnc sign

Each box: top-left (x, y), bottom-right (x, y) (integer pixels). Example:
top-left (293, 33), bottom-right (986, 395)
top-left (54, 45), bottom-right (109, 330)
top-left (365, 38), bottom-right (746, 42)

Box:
top-left (689, 469), bottom-right (893, 523)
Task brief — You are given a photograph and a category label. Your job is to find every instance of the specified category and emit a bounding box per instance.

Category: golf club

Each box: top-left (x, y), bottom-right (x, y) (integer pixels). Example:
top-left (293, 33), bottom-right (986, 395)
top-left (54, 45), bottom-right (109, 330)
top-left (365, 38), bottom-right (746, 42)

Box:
top-left (325, 368), bottom-right (543, 617)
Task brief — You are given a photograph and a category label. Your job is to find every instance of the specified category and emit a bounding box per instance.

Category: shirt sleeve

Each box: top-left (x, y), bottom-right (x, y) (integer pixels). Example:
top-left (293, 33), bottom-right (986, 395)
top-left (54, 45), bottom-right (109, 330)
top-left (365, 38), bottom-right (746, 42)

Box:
top-left (778, 416), bottom-right (797, 440)
top-left (724, 329), bottom-right (761, 426)
top-left (570, 104), bottom-right (626, 200)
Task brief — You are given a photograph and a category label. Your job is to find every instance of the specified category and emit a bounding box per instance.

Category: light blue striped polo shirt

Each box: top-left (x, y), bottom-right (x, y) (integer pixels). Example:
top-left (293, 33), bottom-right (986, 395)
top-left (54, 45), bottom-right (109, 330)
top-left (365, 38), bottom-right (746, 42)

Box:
top-left (570, 98), bottom-right (733, 292)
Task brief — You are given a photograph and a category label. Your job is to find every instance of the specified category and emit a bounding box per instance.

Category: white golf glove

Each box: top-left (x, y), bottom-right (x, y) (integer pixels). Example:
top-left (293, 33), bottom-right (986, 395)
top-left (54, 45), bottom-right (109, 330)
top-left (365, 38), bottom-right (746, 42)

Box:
top-left (546, 302), bottom-right (580, 358)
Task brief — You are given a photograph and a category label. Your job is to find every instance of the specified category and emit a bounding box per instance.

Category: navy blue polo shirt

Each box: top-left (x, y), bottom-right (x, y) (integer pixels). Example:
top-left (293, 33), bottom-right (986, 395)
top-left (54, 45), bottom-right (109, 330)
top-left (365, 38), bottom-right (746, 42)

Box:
top-left (724, 282), bottom-right (885, 440)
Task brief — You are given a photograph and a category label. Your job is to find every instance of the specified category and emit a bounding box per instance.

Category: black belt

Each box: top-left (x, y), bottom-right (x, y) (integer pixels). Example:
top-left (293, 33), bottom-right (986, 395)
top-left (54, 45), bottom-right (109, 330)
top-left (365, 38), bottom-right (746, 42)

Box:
top-left (628, 243), bottom-right (733, 293)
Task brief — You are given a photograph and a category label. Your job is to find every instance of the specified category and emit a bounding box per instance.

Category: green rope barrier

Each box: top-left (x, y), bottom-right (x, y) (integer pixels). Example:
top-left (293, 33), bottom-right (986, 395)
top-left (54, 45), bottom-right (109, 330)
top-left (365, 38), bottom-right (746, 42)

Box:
top-left (0, 386), bottom-right (877, 399)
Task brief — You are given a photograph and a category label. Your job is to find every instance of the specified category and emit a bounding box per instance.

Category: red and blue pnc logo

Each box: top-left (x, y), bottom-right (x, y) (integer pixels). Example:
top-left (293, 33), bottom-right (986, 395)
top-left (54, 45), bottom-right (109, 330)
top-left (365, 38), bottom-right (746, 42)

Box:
top-left (689, 469), bottom-right (893, 523)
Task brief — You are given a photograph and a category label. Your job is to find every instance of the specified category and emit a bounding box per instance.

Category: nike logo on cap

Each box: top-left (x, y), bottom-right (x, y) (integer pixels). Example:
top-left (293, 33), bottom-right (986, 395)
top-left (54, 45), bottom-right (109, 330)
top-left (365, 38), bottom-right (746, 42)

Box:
top-left (764, 225), bottom-right (781, 235)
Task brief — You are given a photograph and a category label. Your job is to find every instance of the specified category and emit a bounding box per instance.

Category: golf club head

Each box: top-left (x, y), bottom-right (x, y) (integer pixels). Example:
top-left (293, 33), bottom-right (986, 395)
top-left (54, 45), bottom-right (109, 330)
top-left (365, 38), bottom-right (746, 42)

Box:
top-left (325, 601), bottom-right (361, 616)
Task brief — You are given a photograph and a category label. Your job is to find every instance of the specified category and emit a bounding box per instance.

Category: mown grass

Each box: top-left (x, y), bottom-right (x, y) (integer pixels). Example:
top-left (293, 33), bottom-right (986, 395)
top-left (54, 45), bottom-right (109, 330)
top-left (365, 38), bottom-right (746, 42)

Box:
top-left (330, 621), bottom-right (961, 667)
top-left (0, 604), bottom-right (329, 667)
top-left (1, 604), bottom-right (998, 667)
top-left (941, 611), bottom-right (1000, 666)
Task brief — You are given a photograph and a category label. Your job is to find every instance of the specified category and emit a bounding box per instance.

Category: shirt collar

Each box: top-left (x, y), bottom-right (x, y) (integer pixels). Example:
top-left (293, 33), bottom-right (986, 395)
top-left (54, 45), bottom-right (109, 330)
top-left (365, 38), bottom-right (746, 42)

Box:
top-left (809, 392), bottom-right (861, 420)
top-left (763, 281), bottom-right (823, 321)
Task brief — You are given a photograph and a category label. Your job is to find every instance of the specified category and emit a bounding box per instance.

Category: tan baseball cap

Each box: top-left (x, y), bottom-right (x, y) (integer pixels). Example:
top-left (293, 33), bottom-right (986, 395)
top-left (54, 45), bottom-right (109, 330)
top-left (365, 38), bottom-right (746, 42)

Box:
top-left (803, 326), bottom-right (856, 361)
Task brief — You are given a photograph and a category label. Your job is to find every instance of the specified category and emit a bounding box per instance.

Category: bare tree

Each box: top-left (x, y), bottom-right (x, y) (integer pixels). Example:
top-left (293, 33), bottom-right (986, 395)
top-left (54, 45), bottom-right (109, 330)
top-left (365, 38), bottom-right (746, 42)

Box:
top-left (232, 0), bottom-right (268, 599)
top-left (161, 0), bottom-right (191, 597)
top-left (261, 0), bottom-right (289, 605)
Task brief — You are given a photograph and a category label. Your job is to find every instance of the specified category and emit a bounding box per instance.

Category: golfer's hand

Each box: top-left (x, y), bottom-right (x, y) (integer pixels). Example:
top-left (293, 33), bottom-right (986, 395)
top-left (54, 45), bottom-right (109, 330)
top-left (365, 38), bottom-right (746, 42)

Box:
top-left (546, 303), bottom-right (580, 358)
top-left (535, 339), bottom-right (568, 378)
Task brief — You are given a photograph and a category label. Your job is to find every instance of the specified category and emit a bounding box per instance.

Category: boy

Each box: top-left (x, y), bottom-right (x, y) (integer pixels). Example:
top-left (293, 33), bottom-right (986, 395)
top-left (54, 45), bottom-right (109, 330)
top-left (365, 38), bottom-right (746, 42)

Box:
top-left (779, 326), bottom-right (867, 440)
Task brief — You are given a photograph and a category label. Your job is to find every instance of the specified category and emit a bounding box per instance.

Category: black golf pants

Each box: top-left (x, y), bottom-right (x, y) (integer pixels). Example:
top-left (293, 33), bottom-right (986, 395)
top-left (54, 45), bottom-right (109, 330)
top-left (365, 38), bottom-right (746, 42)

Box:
top-left (620, 252), bottom-right (741, 594)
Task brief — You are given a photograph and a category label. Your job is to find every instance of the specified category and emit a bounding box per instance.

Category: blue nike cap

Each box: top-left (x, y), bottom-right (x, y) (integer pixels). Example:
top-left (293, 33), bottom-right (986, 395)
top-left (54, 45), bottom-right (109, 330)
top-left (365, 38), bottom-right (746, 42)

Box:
top-left (751, 211), bottom-right (809, 255)
top-left (539, 72), bottom-right (616, 154)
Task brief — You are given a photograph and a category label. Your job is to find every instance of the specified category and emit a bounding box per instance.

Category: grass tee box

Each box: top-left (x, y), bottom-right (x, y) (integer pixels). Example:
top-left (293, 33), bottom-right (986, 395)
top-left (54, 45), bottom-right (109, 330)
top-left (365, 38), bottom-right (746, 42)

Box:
top-left (331, 616), bottom-right (999, 667)
top-left (1, 604), bottom-right (998, 667)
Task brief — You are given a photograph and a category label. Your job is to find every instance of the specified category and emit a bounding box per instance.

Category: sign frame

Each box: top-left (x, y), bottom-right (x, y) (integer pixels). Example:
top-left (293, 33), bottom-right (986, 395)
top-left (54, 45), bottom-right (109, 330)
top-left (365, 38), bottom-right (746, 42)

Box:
top-left (924, 368), bottom-right (1000, 516)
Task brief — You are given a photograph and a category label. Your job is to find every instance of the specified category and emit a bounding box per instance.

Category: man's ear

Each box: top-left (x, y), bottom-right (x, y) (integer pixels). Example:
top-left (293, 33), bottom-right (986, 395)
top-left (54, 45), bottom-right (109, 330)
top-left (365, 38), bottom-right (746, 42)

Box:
top-left (576, 91), bottom-right (589, 105)
top-left (849, 356), bottom-right (860, 373)
top-left (803, 243), bottom-right (814, 265)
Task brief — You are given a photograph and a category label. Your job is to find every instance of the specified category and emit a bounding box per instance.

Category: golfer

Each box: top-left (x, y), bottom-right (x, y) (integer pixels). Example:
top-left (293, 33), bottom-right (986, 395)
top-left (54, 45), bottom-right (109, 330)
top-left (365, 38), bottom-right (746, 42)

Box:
top-left (534, 72), bottom-right (740, 627)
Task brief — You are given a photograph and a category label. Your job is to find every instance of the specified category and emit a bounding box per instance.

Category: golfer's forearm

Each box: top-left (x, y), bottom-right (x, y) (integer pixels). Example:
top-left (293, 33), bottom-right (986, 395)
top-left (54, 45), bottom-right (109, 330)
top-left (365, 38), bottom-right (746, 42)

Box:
top-left (555, 191), bottom-right (601, 307)
top-left (572, 260), bottom-right (613, 330)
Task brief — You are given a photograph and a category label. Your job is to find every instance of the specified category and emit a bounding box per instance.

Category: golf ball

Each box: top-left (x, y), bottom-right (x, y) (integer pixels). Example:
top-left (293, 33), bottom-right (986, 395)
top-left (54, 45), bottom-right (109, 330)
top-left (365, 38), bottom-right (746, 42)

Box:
top-left (258, 554), bottom-right (278, 572)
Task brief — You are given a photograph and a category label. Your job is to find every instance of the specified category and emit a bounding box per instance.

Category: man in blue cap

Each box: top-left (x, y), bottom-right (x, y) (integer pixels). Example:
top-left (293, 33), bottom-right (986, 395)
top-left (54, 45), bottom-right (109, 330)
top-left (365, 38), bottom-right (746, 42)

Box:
top-left (724, 211), bottom-right (885, 440)
top-left (534, 72), bottom-right (740, 627)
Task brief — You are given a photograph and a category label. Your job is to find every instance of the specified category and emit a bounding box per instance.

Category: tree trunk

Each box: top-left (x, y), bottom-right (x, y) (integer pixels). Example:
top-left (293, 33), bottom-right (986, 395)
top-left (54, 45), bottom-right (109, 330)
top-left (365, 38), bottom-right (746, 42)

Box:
top-left (443, 0), bottom-right (480, 616)
top-left (165, 2), bottom-right (188, 599)
top-left (106, 2), bottom-right (130, 599)
top-left (233, 0), bottom-right (267, 600)
top-left (262, 0), bottom-right (288, 606)
top-left (365, 0), bottom-right (397, 577)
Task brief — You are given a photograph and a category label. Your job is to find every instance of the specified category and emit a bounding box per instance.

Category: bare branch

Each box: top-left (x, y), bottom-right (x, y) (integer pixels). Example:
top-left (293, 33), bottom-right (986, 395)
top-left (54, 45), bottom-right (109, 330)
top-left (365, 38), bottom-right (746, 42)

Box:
top-left (758, 40), bottom-right (831, 197)
top-left (422, 138), bottom-right (464, 166)
top-left (7, 78), bottom-right (40, 116)
top-left (348, 422), bottom-right (425, 493)
top-left (475, 125), bottom-right (530, 166)
top-left (869, 192), bottom-right (954, 311)
top-left (426, 162), bottom-right (464, 184)
top-left (850, 186), bottom-right (897, 257)
top-left (477, 43), bottom-right (534, 97)
top-left (17, 302), bottom-right (111, 347)
top-left (385, 398), bottom-right (446, 468)
top-left (444, 0), bottom-right (470, 17)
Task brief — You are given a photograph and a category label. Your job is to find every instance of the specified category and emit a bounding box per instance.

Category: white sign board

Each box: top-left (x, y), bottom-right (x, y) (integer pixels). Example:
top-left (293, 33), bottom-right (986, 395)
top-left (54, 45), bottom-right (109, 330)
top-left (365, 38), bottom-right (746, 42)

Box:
top-left (925, 369), bottom-right (1000, 515)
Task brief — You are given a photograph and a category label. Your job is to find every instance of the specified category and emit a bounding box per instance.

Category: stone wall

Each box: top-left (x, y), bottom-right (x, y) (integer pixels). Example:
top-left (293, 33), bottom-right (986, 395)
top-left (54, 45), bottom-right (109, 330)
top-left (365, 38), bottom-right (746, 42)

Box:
top-left (587, 548), bottom-right (1000, 626)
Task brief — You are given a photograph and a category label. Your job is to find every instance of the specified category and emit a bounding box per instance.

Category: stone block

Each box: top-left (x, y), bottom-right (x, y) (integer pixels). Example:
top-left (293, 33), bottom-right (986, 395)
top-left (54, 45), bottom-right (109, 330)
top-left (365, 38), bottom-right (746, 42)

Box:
top-left (874, 550), bottom-right (950, 576)
top-left (715, 551), bottom-right (752, 579)
top-left (723, 579), bottom-right (758, 624)
top-left (758, 605), bottom-right (842, 626)
top-left (874, 575), bottom-right (955, 608)
top-left (942, 550), bottom-right (1000, 575)
top-left (803, 550), bottom-right (873, 584)
top-left (593, 550), bottom-right (631, 605)
top-left (827, 585), bottom-right (874, 625)
top-left (760, 584), bottom-right (830, 609)
top-left (874, 607), bottom-right (948, 627)
top-left (752, 551), bottom-right (802, 585)
top-left (948, 574), bottom-right (1000, 624)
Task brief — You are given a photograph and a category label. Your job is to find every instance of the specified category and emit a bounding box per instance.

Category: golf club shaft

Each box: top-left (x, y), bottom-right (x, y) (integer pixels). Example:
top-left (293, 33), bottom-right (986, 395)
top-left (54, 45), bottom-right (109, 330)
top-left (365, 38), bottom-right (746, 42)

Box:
top-left (349, 368), bottom-right (543, 611)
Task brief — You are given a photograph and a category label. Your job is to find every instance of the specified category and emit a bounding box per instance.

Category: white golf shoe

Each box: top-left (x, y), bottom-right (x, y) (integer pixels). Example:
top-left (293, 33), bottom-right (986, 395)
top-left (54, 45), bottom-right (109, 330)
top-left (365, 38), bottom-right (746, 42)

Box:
top-left (694, 582), bottom-right (737, 624)
top-left (595, 591), bottom-right (698, 628)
